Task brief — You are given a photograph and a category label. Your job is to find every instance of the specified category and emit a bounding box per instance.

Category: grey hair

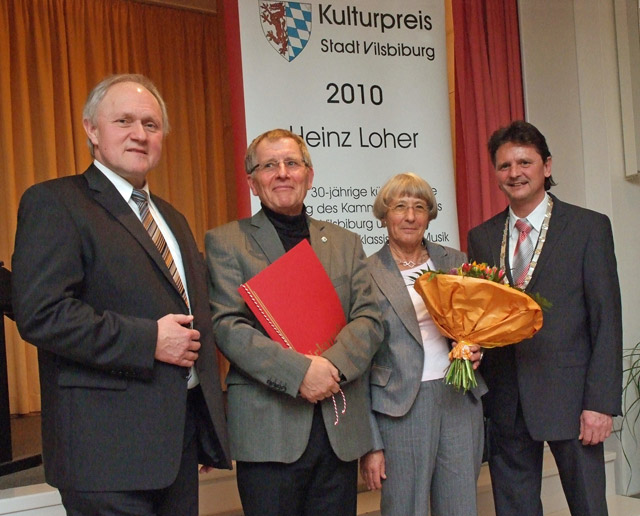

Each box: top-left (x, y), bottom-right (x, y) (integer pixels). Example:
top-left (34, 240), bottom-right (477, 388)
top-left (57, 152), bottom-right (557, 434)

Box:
top-left (82, 74), bottom-right (170, 157)
top-left (372, 172), bottom-right (438, 221)
top-left (245, 128), bottom-right (312, 174)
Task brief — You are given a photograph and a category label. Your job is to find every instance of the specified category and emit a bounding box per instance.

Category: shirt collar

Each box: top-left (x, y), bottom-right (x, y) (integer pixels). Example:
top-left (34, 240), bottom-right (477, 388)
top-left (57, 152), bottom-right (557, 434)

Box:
top-left (93, 160), bottom-right (149, 202)
top-left (508, 192), bottom-right (549, 233)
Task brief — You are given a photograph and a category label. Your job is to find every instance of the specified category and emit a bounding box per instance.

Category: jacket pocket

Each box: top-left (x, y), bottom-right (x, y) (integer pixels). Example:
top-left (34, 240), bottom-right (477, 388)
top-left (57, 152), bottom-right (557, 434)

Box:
top-left (224, 369), bottom-right (252, 386)
top-left (58, 368), bottom-right (127, 390)
top-left (370, 364), bottom-right (392, 387)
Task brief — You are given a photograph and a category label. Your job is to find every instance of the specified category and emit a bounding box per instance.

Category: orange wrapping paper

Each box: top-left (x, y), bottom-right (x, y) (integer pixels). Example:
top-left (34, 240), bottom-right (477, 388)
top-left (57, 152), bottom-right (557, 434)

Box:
top-left (413, 273), bottom-right (543, 348)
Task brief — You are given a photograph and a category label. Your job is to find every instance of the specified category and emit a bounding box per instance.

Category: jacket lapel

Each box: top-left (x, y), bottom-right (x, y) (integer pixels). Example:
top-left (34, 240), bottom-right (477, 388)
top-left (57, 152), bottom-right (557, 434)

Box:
top-left (484, 209), bottom-right (513, 283)
top-left (525, 195), bottom-right (567, 292)
top-left (249, 210), bottom-right (286, 264)
top-left (308, 218), bottom-right (332, 273)
top-left (83, 165), bottom-right (183, 303)
top-left (426, 241), bottom-right (453, 270)
top-left (370, 246), bottom-right (423, 347)
top-left (248, 212), bottom-right (332, 270)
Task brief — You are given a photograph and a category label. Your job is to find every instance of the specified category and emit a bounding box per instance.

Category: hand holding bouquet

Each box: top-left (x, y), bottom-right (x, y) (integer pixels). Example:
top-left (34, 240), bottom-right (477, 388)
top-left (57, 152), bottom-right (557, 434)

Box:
top-left (413, 262), bottom-right (545, 393)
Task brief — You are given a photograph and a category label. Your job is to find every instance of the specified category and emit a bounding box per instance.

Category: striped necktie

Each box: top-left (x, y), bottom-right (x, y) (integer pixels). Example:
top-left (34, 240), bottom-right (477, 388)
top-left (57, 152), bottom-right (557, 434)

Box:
top-left (511, 218), bottom-right (533, 287)
top-left (131, 189), bottom-right (189, 308)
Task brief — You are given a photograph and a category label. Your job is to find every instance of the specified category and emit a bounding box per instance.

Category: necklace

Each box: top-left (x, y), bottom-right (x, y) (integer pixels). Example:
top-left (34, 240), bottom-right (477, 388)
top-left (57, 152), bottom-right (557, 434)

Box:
top-left (500, 196), bottom-right (553, 289)
top-left (389, 242), bottom-right (429, 269)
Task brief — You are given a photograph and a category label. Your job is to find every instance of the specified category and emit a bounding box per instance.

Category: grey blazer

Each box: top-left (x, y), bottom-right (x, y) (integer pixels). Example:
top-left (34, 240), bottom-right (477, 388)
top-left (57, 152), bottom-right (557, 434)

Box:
top-left (205, 210), bottom-right (383, 462)
top-left (367, 241), bottom-right (487, 449)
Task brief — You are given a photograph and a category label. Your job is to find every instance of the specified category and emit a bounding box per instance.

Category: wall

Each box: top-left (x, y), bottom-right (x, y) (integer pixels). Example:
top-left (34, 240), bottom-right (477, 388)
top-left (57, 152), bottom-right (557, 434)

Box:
top-left (518, 0), bottom-right (640, 496)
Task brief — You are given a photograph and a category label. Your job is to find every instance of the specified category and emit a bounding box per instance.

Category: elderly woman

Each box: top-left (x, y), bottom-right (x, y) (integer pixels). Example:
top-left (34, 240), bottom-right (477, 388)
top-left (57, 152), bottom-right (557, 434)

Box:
top-left (361, 173), bottom-right (486, 516)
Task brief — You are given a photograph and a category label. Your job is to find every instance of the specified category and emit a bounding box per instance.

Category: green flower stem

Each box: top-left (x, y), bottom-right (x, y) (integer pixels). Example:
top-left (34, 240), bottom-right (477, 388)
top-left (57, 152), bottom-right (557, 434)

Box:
top-left (444, 358), bottom-right (478, 394)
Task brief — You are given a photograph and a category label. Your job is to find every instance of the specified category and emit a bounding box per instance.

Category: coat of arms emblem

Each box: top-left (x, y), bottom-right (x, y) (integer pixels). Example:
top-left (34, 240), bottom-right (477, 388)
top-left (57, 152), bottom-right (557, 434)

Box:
top-left (259, 1), bottom-right (312, 62)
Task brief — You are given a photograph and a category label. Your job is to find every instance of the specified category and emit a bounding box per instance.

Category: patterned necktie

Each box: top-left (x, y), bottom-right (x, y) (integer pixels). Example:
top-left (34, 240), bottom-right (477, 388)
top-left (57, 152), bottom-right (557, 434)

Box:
top-left (511, 218), bottom-right (533, 287)
top-left (131, 189), bottom-right (189, 308)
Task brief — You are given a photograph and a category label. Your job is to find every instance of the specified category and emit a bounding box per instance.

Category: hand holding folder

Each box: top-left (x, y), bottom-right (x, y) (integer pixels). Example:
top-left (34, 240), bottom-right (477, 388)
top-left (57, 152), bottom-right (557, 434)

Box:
top-left (238, 240), bottom-right (348, 424)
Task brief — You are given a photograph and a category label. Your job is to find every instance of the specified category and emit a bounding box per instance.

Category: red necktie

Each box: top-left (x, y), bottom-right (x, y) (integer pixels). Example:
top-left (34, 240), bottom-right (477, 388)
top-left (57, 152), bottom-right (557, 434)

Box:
top-left (512, 219), bottom-right (533, 287)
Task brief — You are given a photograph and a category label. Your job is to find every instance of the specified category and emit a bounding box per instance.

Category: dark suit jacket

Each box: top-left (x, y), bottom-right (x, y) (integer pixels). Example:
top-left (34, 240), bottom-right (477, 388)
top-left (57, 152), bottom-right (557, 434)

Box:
top-left (205, 210), bottom-right (383, 463)
top-left (467, 194), bottom-right (622, 441)
top-left (11, 165), bottom-right (231, 492)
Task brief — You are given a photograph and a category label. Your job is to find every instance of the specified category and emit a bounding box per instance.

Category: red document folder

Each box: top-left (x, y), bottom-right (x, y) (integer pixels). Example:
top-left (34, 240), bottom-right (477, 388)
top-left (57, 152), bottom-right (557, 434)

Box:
top-left (238, 240), bottom-right (347, 356)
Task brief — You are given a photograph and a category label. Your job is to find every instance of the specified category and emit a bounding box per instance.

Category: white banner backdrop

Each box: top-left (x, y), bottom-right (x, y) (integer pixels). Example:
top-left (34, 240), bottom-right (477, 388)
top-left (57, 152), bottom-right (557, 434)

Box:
top-left (237, 0), bottom-right (459, 254)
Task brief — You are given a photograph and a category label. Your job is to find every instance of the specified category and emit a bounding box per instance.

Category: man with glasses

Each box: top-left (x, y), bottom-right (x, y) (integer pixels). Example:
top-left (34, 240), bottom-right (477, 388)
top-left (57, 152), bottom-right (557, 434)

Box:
top-left (205, 128), bottom-right (383, 516)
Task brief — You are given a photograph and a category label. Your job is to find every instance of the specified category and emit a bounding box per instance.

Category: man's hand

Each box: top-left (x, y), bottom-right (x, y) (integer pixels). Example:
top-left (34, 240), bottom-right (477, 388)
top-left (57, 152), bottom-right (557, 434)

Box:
top-left (299, 355), bottom-right (340, 403)
top-left (155, 314), bottom-right (200, 367)
top-left (579, 410), bottom-right (613, 445)
top-left (360, 450), bottom-right (386, 490)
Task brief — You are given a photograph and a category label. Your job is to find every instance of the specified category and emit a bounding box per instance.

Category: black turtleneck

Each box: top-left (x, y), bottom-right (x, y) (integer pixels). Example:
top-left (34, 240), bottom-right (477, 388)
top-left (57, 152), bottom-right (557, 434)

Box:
top-left (261, 203), bottom-right (310, 252)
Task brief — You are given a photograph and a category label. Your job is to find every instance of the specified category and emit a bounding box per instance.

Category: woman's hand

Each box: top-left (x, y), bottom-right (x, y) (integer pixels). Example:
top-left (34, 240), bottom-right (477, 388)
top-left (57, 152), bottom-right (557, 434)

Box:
top-left (360, 449), bottom-right (386, 490)
top-left (468, 343), bottom-right (484, 370)
top-left (452, 341), bottom-right (484, 370)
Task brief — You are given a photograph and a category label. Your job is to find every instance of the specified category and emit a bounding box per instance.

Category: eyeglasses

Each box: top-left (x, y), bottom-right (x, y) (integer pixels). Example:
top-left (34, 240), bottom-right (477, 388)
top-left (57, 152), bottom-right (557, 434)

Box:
top-left (250, 158), bottom-right (307, 174)
top-left (389, 202), bottom-right (429, 215)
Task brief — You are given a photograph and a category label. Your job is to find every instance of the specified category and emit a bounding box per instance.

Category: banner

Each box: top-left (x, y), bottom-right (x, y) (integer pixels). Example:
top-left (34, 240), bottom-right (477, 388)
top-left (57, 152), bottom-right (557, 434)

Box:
top-left (236, 1), bottom-right (458, 254)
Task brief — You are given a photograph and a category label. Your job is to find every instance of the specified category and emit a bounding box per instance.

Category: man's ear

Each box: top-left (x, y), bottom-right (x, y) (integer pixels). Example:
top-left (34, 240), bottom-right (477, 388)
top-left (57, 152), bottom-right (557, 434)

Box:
top-left (246, 174), bottom-right (258, 196)
top-left (83, 118), bottom-right (99, 146)
top-left (544, 156), bottom-right (552, 177)
top-left (306, 166), bottom-right (314, 190)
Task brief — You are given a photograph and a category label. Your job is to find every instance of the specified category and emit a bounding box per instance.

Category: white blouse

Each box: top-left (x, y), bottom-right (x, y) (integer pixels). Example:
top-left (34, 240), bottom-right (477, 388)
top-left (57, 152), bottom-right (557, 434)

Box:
top-left (401, 259), bottom-right (451, 381)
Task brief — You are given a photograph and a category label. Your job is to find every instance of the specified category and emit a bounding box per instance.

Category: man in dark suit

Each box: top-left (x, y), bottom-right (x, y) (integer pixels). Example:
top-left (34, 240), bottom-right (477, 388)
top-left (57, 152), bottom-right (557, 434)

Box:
top-left (467, 120), bottom-right (622, 516)
top-left (11, 74), bottom-right (231, 515)
top-left (205, 129), bottom-right (383, 516)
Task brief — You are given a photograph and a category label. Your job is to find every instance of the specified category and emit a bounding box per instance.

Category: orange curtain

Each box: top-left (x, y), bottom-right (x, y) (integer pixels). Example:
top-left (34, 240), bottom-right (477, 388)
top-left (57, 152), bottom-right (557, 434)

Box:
top-left (452, 0), bottom-right (524, 251)
top-left (0, 0), bottom-right (236, 414)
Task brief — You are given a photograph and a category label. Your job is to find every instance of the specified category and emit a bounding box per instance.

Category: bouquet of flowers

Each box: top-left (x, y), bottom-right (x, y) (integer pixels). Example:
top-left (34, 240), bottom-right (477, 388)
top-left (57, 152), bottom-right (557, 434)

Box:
top-left (413, 262), bottom-right (545, 393)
